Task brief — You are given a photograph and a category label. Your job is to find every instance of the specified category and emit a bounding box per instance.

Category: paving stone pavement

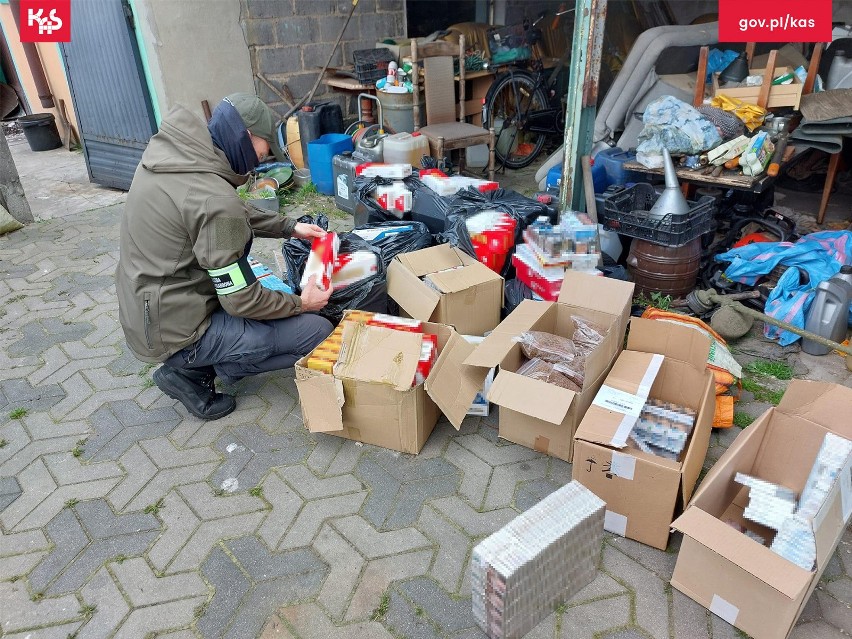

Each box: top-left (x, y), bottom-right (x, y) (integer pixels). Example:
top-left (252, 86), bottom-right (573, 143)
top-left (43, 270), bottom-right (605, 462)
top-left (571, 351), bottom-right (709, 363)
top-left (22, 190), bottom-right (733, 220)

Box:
top-left (1, 199), bottom-right (851, 639)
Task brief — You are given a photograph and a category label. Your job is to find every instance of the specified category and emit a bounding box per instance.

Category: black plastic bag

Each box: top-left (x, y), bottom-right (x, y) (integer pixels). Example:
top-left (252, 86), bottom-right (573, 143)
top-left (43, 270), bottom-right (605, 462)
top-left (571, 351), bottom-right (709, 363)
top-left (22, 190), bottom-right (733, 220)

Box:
top-left (503, 278), bottom-right (537, 318)
top-left (282, 215), bottom-right (388, 323)
top-left (351, 220), bottom-right (434, 268)
top-left (352, 175), bottom-right (427, 226)
top-left (410, 180), bottom-right (454, 233)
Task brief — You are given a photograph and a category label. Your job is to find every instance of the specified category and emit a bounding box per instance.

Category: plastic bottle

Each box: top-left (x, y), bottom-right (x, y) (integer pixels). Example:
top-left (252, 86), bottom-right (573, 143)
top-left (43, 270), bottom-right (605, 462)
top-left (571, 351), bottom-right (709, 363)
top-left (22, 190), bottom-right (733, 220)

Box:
top-left (802, 275), bottom-right (852, 355)
top-left (382, 131), bottom-right (430, 167)
top-left (826, 51), bottom-right (852, 90)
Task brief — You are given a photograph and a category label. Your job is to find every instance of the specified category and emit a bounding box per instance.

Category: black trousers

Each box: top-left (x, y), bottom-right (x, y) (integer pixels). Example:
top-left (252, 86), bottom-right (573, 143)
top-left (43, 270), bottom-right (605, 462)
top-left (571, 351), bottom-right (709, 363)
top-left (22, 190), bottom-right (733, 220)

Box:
top-left (165, 308), bottom-right (333, 383)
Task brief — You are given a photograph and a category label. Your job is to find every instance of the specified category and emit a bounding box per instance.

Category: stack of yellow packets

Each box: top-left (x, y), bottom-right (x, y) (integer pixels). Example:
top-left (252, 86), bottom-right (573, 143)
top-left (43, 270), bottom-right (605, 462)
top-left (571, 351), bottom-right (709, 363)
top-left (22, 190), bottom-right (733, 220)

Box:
top-left (304, 310), bottom-right (375, 374)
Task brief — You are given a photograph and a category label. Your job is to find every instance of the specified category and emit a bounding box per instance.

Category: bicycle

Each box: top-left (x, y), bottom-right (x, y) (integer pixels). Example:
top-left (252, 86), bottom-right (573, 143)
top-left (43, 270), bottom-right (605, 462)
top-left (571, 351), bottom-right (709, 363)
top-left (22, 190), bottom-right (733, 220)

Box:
top-left (481, 9), bottom-right (573, 170)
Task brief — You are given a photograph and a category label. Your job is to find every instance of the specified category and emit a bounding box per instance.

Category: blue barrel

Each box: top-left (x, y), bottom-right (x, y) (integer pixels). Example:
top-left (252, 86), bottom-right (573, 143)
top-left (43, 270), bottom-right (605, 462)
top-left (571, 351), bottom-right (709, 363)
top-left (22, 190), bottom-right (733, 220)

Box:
top-left (307, 133), bottom-right (353, 195)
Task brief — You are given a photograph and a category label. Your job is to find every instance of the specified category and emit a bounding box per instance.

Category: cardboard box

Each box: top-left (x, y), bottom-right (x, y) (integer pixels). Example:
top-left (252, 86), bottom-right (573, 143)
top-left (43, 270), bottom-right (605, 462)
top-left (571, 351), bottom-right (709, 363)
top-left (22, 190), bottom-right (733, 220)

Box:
top-left (464, 271), bottom-right (635, 462)
top-left (572, 318), bottom-right (716, 550)
top-left (376, 38), bottom-right (412, 62)
top-left (463, 335), bottom-right (494, 417)
top-left (295, 315), bottom-right (488, 455)
top-left (712, 67), bottom-right (803, 109)
top-left (387, 244), bottom-right (504, 337)
top-left (670, 380), bottom-right (852, 639)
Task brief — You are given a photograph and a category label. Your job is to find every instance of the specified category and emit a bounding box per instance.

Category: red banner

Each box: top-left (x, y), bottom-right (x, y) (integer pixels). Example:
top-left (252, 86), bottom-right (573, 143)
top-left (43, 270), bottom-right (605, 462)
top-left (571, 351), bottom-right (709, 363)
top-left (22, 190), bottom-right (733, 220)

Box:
top-left (719, 0), bottom-right (832, 42)
top-left (18, 0), bottom-right (71, 43)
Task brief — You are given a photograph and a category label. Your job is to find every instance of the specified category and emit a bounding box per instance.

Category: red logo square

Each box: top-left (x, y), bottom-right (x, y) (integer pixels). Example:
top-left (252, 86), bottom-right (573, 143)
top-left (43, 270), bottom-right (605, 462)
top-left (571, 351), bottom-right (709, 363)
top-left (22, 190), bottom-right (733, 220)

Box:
top-left (19, 0), bottom-right (71, 43)
top-left (719, 0), bottom-right (832, 43)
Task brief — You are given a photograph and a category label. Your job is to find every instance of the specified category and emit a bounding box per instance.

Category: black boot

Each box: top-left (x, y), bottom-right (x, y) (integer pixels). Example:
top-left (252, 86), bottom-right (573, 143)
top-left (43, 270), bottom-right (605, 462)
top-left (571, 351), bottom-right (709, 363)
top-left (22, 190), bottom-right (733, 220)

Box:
top-left (153, 365), bottom-right (236, 420)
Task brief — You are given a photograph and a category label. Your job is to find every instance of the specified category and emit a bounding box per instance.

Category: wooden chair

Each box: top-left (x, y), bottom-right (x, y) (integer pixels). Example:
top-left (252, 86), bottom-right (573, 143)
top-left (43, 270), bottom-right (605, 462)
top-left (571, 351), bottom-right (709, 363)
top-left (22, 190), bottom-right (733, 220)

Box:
top-left (411, 35), bottom-right (496, 180)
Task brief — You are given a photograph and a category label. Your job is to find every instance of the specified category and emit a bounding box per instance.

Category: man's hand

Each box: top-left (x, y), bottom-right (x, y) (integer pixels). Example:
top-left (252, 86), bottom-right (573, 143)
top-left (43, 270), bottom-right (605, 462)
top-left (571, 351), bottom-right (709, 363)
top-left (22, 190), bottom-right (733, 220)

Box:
top-left (299, 275), bottom-right (332, 312)
top-left (293, 223), bottom-right (326, 241)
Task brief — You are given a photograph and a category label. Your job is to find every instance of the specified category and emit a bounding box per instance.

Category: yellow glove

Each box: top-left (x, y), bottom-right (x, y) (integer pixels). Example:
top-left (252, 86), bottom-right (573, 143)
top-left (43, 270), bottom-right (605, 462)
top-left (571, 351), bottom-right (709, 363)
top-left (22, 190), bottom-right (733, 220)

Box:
top-left (710, 94), bottom-right (768, 131)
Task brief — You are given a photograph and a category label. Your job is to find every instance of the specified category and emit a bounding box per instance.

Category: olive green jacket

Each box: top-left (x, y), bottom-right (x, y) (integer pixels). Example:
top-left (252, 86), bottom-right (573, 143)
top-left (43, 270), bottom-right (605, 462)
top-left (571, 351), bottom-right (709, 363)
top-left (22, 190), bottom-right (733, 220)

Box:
top-left (116, 105), bottom-right (299, 363)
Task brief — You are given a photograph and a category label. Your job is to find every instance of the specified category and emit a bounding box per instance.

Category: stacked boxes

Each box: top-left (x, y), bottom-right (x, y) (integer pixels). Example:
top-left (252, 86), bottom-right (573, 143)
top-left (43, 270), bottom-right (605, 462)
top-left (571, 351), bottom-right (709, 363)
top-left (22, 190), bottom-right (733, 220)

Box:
top-left (512, 213), bottom-right (601, 301)
top-left (466, 210), bottom-right (517, 273)
top-left (471, 481), bottom-right (605, 639)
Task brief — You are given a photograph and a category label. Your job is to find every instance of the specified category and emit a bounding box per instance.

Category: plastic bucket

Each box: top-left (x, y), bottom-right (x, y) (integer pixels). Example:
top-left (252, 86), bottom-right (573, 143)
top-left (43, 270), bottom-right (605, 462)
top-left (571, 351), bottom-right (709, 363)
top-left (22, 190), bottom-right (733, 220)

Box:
top-left (307, 133), bottom-right (353, 195)
top-left (18, 113), bottom-right (62, 152)
top-left (376, 90), bottom-right (424, 133)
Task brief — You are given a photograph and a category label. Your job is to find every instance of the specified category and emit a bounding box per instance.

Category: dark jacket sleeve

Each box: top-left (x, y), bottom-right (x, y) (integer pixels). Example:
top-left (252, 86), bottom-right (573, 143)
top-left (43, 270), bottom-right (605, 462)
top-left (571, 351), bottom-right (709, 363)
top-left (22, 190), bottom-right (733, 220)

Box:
top-left (244, 201), bottom-right (298, 238)
top-left (189, 194), bottom-right (303, 320)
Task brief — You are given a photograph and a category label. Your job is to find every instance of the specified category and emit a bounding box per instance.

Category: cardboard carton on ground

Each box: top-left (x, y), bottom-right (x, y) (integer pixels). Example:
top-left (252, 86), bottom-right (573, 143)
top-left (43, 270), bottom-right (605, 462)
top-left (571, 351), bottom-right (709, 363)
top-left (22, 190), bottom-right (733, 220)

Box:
top-left (670, 380), bottom-right (852, 639)
top-left (295, 314), bottom-right (488, 454)
top-left (573, 318), bottom-right (716, 550)
top-left (387, 244), bottom-right (504, 337)
top-left (464, 271), bottom-right (635, 462)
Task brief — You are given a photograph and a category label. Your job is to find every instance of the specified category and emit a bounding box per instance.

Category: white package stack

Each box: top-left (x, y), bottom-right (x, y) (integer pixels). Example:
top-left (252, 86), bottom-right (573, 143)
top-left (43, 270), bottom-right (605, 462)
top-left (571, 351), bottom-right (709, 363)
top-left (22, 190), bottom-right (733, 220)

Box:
top-left (471, 481), bottom-right (605, 639)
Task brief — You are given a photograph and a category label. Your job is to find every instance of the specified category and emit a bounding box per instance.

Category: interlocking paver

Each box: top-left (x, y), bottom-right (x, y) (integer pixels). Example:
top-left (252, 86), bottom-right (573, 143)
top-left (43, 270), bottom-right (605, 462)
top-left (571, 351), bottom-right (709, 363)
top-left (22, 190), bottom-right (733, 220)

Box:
top-left (77, 566), bottom-right (130, 639)
top-left (0, 580), bottom-right (80, 634)
top-left (1, 458), bottom-right (57, 530)
top-left (124, 461), bottom-right (220, 513)
top-left (13, 476), bottom-right (121, 531)
top-left (275, 603), bottom-right (396, 639)
top-left (43, 451), bottom-right (123, 485)
top-left (168, 511), bottom-right (265, 573)
top-left (197, 546), bottom-right (251, 639)
top-left (384, 589), bottom-right (444, 639)
top-left (108, 443), bottom-right (157, 510)
top-left (0, 475), bottom-right (22, 512)
top-left (332, 515), bottom-right (431, 558)
top-left (113, 557), bottom-right (208, 606)
top-left (396, 577), bottom-right (476, 634)
top-left (4, 621), bottom-right (83, 638)
top-left (416, 505), bottom-right (472, 594)
top-left (82, 400), bottom-right (181, 462)
top-left (112, 596), bottom-right (207, 639)
top-left (147, 490), bottom-right (201, 573)
top-left (603, 543), bottom-right (670, 639)
top-left (344, 549), bottom-right (434, 622)
top-left (278, 492), bottom-right (366, 550)
top-left (428, 496), bottom-right (517, 537)
top-left (313, 523), bottom-right (365, 620)
top-left (257, 472), bottom-right (303, 549)
top-left (444, 441), bottom-right (493, 509)
top-left (482, 457), bottom-right (548, 510)
top-left (279, 464), bottom-right (363, 499)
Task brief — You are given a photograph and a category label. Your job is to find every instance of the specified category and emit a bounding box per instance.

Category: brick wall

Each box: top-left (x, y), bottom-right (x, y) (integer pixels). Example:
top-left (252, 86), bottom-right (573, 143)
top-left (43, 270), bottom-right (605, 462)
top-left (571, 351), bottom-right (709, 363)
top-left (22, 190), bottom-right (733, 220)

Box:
top-left (240, 0), bottom-right (405, 120)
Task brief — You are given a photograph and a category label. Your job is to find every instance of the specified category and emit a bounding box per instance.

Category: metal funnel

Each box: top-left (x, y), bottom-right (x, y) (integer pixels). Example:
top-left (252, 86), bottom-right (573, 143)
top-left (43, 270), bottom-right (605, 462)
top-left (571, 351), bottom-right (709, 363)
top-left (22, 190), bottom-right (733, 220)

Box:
top-left (647, 148), bottom-right (690, 220)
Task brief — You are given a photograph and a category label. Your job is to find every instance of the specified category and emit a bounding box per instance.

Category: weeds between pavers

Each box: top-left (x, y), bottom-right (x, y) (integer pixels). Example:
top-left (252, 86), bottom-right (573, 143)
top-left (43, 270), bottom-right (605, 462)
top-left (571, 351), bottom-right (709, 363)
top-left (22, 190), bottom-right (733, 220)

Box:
top-left (733, 412), bottom-right (755, 429)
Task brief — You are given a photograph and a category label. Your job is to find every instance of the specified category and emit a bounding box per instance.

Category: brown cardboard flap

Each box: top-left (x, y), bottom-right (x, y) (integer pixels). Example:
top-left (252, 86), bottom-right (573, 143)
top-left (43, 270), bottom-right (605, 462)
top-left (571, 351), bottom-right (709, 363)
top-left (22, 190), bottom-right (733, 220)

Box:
top-left (335, 323), bottom-right (422, 391)
top-left (296, 374), bottom-right (345, 432)
top-left (487, 370), bottom-right (576, 425)
top-left (680, 370), bottom-right (717, 504)
top-left (397, 244), bottom-right (469, 276)
top-left (427, 262), bottom-right (500, 294)
top-left (776, 380), bottom-right (852, 439)
top-left (426, 331), bottom-right (489, 429)
top-left (387, 259), bottom-right (442, 321)
top-left (558, 270), bottom-right (634, 319)
top-left (627, 317), bottom-right (711, 370)
top-left (672, 507), bottom-right (813, 600)
top-left (463, 299), bottom-right (552, 367)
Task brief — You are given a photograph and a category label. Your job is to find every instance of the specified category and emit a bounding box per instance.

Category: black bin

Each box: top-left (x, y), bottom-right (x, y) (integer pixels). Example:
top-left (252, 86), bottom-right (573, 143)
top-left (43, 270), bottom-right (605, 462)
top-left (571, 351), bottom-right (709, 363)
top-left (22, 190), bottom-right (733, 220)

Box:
top-left (18, 113), bottom-right (63, 152)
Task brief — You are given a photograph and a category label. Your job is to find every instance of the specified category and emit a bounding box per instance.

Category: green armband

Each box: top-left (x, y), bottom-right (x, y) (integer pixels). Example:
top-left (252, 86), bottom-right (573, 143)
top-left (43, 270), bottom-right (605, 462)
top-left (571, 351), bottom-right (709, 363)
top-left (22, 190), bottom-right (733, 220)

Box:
top-left (208, 255), bottom-right (257, 295)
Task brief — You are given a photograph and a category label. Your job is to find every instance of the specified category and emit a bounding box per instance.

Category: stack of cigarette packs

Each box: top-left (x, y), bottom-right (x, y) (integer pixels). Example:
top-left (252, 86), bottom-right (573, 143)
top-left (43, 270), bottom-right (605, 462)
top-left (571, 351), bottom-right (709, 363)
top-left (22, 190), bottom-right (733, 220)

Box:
top-left (471, 481), bottom-right (605, 639)
top-left (629, 399), bottom-right (697, 460)
top-left (304, 311), bottom-right (436, 386)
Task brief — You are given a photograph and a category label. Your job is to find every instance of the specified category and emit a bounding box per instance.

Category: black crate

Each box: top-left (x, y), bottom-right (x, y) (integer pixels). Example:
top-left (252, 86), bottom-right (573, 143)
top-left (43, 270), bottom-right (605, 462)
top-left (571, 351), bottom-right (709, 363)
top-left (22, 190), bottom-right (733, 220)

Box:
top-left (601, 183), bottom-right (715, 247)
top-left (353, 48), bottom-right (396, 84)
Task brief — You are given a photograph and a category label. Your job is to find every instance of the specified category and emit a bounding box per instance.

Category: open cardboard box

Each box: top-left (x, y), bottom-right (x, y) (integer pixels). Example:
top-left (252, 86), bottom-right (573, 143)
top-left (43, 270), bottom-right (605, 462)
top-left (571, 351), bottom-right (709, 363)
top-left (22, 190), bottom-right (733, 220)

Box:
top-left (464, 271), bottom-right (635, 462)
top-left (295, 313), bottom-right (489, 455)
top-left (670, 380), bottom-right (852, 639)
top-left (573, 318), bottom-right (716, 550)
top-left (387, 244), bottom-right (504, 337)
top-left (712, 66), bottom-right (803, 109)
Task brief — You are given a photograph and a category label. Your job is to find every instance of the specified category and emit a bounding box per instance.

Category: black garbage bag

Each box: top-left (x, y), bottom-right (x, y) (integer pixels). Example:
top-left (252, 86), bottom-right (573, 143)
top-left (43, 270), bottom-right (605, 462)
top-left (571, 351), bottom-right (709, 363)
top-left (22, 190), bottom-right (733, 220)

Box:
top-left (503, 278), bottom-right (537, 317)
top-left (352, 175), bottom-right (427, 226)
top-left (351, 220), bottom-right (434, 268)
top-left (282, 215), bottom-right (388, 323)
top-left (409, 180), bottom-right (454, 233)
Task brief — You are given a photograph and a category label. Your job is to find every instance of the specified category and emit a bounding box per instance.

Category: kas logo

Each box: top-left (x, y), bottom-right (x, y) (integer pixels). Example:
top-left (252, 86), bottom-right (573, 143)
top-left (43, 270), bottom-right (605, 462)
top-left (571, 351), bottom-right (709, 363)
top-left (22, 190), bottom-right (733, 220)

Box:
top-left (19, 0), bottom-right (71, 43)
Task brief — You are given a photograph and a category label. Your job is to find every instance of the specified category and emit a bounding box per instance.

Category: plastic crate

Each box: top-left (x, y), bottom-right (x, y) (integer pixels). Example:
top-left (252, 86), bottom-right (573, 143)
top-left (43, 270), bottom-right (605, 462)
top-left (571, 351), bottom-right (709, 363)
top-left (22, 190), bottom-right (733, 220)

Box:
top-left (601, 183), bottom-right (715, 247)
top-left (353, 48), bottom-right (396, 84)
top-left (487, 23), bottom-right (533, 64)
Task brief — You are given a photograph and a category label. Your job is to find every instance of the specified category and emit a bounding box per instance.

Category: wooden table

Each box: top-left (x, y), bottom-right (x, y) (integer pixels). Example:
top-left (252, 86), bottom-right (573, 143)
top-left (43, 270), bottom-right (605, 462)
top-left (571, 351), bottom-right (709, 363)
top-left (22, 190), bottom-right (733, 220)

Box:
top-left (322, 71), bottom-right (377, 123)
top-left (622, 160), bottom-right (776, 193)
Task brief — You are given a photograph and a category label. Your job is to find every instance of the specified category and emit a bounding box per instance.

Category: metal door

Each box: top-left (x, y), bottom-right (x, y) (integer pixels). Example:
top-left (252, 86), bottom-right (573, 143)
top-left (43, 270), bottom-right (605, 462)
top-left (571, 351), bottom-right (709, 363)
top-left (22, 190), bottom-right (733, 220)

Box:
top-left (60, 0), bottom-right (156, 190)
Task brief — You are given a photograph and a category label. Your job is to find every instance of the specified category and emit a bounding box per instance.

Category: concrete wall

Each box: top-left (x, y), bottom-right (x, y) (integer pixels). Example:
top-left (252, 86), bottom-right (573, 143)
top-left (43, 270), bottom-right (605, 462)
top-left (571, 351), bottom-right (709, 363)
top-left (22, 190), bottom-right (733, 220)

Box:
top-left (241, 0), bottom-right (405, 118)
top-left (132, 0), bottom-right (255, 122)
top-left (0, 4), bottom-right (78, 141)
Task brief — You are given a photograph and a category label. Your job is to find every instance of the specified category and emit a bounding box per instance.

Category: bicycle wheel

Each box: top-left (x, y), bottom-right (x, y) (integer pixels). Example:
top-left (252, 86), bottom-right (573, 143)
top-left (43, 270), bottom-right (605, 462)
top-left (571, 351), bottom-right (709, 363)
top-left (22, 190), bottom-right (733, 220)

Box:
top-left (482, 70), bottom-right (549, 169)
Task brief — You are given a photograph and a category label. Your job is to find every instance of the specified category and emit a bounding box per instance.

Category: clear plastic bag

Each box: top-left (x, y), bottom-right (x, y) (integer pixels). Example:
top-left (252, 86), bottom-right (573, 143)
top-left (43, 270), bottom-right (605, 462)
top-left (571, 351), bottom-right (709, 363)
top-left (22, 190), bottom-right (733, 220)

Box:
top-left (553, 356), bottom-right (585, 389)
top-left (571, 316), bottom-right (605, 354)
top-left (515, 331), bottom-right (576, 364)
top-left (516, 357), bottom-right (581, 391)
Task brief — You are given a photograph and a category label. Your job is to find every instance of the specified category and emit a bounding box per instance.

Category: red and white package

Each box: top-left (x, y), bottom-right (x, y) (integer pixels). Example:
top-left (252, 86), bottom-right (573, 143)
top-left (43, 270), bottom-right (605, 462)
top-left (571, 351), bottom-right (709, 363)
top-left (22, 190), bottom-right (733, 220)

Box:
top-left (300, 232), bottom-right (339, 292)
top-left (374, 183), bottom-right (412, 216)
top-left (366, 314), bottom-right (423, 333)
top-left (331, 251), bottom-right (378, 290)
top-left (356, 163), bottom-right (413, 179)
top-left (414, 333), bottom-right (439, 386)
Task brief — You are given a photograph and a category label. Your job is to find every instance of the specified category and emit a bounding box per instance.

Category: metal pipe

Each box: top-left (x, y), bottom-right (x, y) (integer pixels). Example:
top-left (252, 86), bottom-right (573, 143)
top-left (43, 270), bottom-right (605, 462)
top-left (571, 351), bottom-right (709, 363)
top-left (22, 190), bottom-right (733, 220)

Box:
top-left (8, 0), bottom-right (55, 109)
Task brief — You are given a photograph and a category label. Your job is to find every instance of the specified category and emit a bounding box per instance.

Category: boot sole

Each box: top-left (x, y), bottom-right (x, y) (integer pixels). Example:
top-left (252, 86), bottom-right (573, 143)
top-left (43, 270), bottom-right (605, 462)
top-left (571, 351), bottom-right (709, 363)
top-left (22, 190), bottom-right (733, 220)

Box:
top-left (153, 368), bottom-right (236, 420)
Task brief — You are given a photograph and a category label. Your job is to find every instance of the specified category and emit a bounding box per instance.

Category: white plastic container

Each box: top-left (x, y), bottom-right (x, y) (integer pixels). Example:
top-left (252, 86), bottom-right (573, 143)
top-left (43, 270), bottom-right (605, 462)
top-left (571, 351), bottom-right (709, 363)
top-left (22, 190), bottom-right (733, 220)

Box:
top-left (382, 131), bottom-right (430, 168)
top-left (827, 51), bottom-right (852, 90)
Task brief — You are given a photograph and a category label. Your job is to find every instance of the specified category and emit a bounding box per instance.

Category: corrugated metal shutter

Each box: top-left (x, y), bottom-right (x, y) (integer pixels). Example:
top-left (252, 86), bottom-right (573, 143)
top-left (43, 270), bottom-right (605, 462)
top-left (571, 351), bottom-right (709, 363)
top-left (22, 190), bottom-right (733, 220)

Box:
top-left (60, 0), bottom-right (155, 190)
